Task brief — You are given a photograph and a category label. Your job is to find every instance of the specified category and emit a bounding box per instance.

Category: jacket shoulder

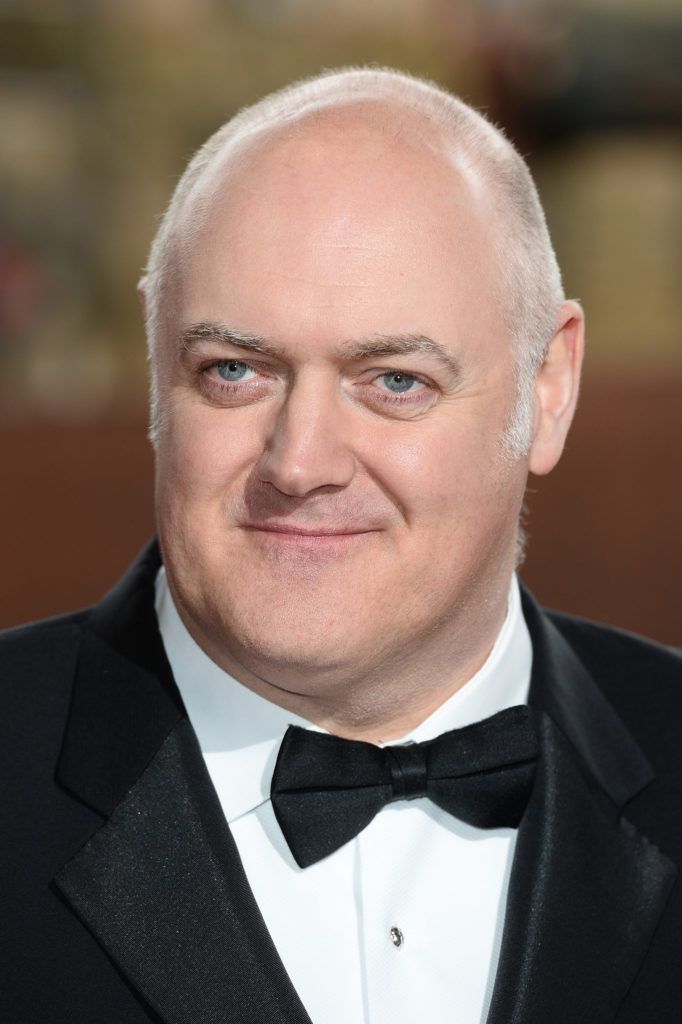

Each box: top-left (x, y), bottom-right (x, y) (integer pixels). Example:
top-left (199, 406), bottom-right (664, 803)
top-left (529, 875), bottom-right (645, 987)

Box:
top-left (545, 607), bottom-right (682, 771)
top-left (0, 610), bottom-right (91, 717)
top-left (0, 607), bottom-right (89, 657)
top-left (546, 607), bottom-right (681, 677)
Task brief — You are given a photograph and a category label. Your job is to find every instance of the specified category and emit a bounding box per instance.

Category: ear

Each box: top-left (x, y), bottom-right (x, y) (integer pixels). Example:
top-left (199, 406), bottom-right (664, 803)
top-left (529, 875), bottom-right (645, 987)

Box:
top-left (137, 275), bottom-right (148, 319)
top-left (528, 300), bottom-right (585, 476)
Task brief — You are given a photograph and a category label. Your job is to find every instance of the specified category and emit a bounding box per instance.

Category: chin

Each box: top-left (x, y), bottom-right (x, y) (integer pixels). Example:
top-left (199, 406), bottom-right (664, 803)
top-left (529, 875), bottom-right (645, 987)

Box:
top-left (217, 614), bottom-right (361, 688)
top-left (182, 574), bottom-right (359, 676)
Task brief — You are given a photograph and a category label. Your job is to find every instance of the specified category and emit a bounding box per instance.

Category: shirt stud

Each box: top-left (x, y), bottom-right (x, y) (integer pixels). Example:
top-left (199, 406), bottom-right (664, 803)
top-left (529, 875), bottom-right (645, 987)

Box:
top-left (389, 926), bottom-right (404, 948)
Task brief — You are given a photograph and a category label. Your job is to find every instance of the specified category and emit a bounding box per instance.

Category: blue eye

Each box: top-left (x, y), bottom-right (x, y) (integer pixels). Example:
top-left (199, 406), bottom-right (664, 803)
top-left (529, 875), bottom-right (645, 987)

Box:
top-left (216, 360), bottom-right (253, 382)
top-left (380, 372), bottom-right (419, 394)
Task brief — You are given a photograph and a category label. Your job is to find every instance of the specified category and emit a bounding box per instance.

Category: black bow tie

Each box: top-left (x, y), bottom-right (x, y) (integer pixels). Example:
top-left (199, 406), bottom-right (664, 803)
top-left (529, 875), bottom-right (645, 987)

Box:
top-left (270, 705), bottom-right (538, 868)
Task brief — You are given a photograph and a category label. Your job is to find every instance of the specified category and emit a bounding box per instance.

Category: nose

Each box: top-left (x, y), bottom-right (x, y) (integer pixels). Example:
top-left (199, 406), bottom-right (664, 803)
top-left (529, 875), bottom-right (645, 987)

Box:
top-left (256, 373), bottom-right (356, 496)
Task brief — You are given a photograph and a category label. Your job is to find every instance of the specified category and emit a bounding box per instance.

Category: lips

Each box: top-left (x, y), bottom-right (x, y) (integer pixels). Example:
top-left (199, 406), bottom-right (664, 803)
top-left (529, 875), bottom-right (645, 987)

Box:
top-left (242, 523), bottom-right (376, 537)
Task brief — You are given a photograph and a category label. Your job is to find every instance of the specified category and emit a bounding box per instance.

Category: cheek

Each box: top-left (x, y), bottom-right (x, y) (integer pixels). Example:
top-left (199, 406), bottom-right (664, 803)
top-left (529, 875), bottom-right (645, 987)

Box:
top-left (370, 420), bottom-right (504, 527)
top-left (158, 402), bottom-right (263, 500)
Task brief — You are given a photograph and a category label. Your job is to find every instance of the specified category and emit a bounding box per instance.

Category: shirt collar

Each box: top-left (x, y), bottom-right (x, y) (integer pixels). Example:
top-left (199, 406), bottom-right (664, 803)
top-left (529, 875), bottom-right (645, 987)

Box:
top-left (155, 569), bottom-right (532, 824)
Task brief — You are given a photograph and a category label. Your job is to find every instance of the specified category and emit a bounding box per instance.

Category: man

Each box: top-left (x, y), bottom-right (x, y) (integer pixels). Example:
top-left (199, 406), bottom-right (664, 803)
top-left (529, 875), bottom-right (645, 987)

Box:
top-left (1, 67), bottom-right (681, 1024)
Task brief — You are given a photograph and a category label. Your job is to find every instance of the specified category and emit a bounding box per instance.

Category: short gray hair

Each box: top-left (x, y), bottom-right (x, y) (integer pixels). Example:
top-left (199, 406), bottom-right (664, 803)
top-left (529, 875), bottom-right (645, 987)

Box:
top-left (142, 66), bottom-right (564, 455)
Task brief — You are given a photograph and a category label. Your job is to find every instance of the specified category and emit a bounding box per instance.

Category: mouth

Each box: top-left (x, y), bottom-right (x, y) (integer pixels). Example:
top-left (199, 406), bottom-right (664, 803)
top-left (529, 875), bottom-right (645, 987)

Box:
top-left (243, 524), bottom-right (377, 538)
top-left (239, 524), bottom-right (380, 555)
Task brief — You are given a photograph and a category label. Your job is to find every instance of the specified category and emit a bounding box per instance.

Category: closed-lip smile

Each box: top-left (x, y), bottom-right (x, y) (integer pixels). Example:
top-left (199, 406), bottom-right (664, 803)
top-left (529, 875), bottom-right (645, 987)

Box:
top-left (242, 523), bottom-right (377, 537)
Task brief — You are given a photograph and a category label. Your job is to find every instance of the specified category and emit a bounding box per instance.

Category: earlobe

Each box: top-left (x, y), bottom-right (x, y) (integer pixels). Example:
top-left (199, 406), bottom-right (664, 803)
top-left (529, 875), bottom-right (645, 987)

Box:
top-left (528, 300), bottom-right (585, 477)
top-left (137, 276), bottom-right (148, 319)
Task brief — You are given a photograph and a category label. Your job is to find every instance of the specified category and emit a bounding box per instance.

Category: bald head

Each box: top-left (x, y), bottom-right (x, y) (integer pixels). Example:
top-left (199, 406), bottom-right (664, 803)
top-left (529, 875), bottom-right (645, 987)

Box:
top-left (147, 69), bottom-right (583, 708)
top-left (142, 67), bottom-right (564, 453)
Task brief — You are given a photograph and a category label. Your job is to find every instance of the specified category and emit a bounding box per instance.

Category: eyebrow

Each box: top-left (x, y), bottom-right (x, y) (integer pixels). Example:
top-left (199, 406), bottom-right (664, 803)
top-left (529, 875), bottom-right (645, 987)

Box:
top-left (180, 322), bottom-right (463, 379)
top-left (181, 323), bottom-right (285, 359)
top-left (338, 335), bottom-right (462, 378)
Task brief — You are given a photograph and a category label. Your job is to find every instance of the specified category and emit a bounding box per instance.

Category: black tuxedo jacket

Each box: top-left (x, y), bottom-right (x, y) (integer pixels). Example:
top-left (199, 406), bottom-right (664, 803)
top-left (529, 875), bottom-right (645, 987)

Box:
top-left (2, 540), bottom-right (682, 1023)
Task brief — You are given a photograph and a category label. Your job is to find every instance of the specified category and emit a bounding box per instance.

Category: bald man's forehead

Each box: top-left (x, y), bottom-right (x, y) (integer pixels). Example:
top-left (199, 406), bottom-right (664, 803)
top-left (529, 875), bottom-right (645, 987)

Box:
top-left (178, 145), bottom-right (493, 308)
top-left (182, 97), bottom-right (488, 235)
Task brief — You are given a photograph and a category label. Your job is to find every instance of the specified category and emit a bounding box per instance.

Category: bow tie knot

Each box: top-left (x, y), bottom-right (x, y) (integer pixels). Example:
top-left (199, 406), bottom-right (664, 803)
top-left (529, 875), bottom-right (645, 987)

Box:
top-left (385, 744), bottom-right (428, 801)
top-left (271, 705), bottom-right (538, 868)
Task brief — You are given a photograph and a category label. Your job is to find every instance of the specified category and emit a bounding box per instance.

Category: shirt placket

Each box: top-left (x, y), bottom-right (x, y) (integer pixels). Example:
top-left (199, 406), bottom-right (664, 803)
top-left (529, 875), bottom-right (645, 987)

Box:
top-left (357, 806), bottom-right (424, 1024)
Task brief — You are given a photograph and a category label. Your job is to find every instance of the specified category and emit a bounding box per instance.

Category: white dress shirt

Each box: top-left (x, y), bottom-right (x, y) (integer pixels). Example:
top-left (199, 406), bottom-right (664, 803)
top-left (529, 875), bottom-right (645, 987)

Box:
top-left (155, 570), bottom-right (532, 1024)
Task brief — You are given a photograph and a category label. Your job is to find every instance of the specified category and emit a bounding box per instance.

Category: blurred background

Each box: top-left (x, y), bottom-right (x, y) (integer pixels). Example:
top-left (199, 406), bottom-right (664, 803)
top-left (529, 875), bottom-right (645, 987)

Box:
top-left (1, 0), bottom-right (680, 642)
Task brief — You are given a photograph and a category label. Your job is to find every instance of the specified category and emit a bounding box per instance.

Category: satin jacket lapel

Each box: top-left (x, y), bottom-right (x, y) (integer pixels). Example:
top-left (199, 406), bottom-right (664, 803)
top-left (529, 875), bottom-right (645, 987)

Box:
top-left (487, 591), bottom-right (677, 1024)
top-left (53, 541), bottom-right (312, 1024)
top-left (55, 719), bottom-right (312, 1024)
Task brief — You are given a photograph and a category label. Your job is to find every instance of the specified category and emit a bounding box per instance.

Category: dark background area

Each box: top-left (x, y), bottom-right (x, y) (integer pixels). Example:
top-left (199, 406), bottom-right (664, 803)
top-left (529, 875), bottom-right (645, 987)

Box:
top-left (2, 0), bottom-right (680, 643)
